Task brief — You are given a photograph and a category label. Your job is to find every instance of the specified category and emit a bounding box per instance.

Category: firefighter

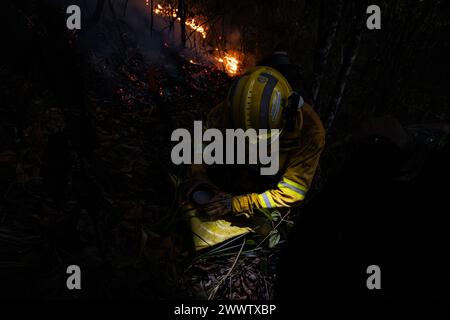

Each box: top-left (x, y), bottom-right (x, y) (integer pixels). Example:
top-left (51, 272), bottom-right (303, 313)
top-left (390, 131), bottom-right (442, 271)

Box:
top-left (185, 52), bottom-right (326, 219)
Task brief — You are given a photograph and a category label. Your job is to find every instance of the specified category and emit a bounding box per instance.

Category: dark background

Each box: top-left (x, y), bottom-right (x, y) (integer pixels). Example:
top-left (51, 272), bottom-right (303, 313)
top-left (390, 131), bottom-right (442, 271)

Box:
top-left (0, 0), bottom-right (449, 300)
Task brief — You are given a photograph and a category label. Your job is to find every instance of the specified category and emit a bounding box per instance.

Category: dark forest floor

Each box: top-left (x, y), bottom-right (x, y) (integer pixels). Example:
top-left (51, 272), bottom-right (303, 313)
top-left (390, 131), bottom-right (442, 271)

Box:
top-left (0, 1), bottom-right (278, 299)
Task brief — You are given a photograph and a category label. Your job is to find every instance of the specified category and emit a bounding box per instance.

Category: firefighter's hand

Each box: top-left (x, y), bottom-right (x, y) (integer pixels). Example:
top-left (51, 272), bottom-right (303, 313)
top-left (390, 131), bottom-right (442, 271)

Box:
top-left (184, 172), bottom-right (218, 203)
top-left (204, 192), bottom-right (233, 217)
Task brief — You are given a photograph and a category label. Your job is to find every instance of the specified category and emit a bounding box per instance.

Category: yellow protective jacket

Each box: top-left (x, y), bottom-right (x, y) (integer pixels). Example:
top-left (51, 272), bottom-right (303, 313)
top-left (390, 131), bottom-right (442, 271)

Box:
top-left (197, 102), bottom-right (325, 216)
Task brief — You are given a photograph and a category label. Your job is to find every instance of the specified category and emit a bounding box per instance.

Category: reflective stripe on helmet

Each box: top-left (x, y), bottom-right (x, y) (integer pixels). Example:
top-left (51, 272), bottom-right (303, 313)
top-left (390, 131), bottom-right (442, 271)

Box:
top-left (259, 73), bottom-right (279, 129)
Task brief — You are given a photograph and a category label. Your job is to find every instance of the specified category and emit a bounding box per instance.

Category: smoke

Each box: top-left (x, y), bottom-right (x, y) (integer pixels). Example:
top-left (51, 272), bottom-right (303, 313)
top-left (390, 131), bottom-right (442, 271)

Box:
top-left (43, 1), bottom-right (176, 65)
top-left (46, 0), bottom-right (253, 75)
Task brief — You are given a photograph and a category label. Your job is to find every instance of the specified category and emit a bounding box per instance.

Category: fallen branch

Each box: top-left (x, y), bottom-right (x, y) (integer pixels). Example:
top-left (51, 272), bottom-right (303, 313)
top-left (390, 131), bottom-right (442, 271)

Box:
top-left (208, 237), bottom-right (246, 300)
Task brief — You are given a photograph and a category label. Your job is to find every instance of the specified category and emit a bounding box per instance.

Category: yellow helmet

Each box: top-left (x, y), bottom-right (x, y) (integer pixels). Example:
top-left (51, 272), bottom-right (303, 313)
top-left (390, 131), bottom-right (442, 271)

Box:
top-left (225, 66), bottom-right (303, 141)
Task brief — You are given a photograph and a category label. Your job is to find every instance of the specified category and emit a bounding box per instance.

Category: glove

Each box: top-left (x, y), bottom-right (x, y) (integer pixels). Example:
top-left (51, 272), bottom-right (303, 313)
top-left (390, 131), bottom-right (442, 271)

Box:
top-left (204, 192), bottom-right (233, 217)
top-left (183, 171), bottom-right (219, 203)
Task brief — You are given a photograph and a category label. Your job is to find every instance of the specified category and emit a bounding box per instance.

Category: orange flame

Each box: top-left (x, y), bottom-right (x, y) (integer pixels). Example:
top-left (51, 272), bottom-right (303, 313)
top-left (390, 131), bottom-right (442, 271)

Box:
top-left (184, 18), bottom-right (207, 39)
top-left (153, 4), bottom-right (207, 39)
top-left (215, 52), bottom-right (240, 75)
top-left (152, 2), bottom-right (242, 76)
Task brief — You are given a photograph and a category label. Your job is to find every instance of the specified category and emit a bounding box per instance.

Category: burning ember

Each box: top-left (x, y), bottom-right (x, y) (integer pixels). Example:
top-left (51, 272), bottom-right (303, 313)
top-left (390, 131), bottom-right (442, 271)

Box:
top-left (151, 2), bottom-right (243, 76)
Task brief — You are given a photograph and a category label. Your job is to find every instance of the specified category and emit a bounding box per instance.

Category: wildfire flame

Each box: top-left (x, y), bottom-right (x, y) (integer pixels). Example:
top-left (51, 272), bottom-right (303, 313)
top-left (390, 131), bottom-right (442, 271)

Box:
top-left (215, 52), bottom-right (240, 75)
top-left (184, 19), bottom-right (207, 39)
top-left (153, 4), bottom-right (207, 39)
top-left (151, 2), bottom-right (242, 76)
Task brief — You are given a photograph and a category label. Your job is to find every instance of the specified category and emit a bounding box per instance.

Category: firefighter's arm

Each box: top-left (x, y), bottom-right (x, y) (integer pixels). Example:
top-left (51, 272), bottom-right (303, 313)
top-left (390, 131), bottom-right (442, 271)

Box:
top-left (231, 138), bottom-right (325, 216)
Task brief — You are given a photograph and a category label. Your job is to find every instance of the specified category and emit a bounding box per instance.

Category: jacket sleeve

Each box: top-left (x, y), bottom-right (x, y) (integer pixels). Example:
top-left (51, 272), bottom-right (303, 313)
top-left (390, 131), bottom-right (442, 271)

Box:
top-left (231, 134), bottom-right (325, 215)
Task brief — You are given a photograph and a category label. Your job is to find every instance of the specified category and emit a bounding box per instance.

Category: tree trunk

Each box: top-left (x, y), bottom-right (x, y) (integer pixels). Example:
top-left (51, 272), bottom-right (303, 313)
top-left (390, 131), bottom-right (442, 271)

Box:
top-left (92, 0), bottom-right (106, 23)
top-left (179, 0), bottom-right (187, 47)
top-left (123, 0), bottom-right (129, 16)
top-left (150, 0), bottom-right (154, 35)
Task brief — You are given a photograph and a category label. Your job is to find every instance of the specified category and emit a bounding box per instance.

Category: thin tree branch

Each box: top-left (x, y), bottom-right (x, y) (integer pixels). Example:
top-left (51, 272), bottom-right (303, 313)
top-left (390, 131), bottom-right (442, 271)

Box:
top-left (179, 0), bottom-right (186, 47)
top-left (326, 20), bottom-right (363, 130)
top-left (311, 0), bottom-right (344, 109)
